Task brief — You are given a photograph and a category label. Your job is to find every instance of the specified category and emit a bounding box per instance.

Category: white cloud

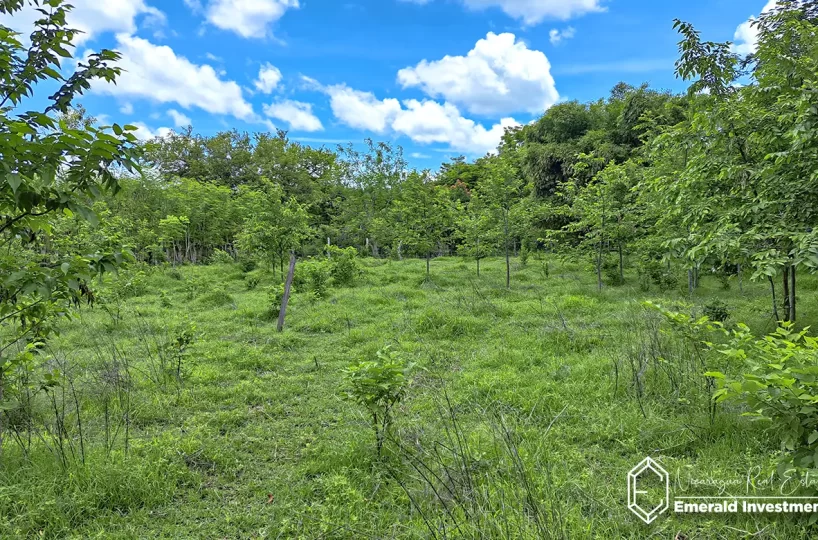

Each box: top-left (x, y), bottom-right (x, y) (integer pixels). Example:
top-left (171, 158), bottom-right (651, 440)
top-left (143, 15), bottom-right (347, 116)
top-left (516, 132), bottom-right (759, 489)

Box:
top-left (120, 103), bottom-right (134, 115)
top-left (731, 0), bottom-right (777, 55)
top-left (549, 26), bottom-right (575, 44)
top-left (263, 100), bottom-right (323, 131)
top-left (204, 0), bottom-right (299, 39)
top-left (184, 0), bottom-right (204, 13)
top-left (397, 32), bottom-right (559, 116)
top-left (255, 63), bottom-right (283, 93)
top-left (0, 0), bottom-right (165, 44)
top-left (167, 109), bottom-right (192, 127)
top-left (132, 122), bottom-right (173, 140)
top-left (326, 85), bottom-right (402, 133)
top-left (92, 34), bottom-right (255, 121)
top-left (410, 152), bottom-right (431, 159)
top-left (406, 0), bottom-right (602, 24)
top-left (324, 84), bottom-right (518, 154)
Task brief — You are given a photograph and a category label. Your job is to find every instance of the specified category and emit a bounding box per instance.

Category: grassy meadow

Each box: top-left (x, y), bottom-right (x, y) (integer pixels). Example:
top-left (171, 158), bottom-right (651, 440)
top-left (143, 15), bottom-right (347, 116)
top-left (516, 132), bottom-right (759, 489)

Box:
top-left (2, 255), bottom-right (816, 538)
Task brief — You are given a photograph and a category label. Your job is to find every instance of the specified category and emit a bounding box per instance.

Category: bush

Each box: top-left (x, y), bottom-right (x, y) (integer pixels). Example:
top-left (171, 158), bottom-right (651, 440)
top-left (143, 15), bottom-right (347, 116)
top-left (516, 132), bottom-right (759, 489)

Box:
top-left (238, 256), bottom-right (257, 273)
top-left (327, 246), bottom-right (360, 286)
top-left (341, 346), bottom-right (413, 455)
top-left (301, 259), bottom-right (331, 299)
top-left (266, 284), bottom-right (286, 319)
top-left (703, 300), bottom-right (730, 322)
top-left (198, 288), bottom-right (235, 308)
top-left (708, 323), bottom-right (818, 477)
top-left (245, 274), bottom-right (261, 290)
top-left (210, 249), bottom-right (234, 265)
top-left (636, 259), bottom-right (678, 291)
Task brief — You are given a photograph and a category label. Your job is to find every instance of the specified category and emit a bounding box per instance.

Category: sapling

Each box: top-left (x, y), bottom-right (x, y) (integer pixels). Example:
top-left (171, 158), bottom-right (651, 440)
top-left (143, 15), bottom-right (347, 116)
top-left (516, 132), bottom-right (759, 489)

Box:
top-left (342, 346), bottom-right (413, 456)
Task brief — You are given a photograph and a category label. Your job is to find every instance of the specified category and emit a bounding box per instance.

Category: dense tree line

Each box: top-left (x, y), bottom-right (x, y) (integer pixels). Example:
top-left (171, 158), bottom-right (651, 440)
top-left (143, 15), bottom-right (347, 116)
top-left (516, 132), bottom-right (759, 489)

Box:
top-left (6, 1), bottom-right (818, 389)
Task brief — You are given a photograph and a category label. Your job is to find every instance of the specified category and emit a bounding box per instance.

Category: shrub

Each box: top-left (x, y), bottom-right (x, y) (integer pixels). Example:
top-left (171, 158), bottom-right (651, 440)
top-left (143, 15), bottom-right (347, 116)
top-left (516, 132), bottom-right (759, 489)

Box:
top-left (327, 246), bottom-right (360, 287)
top-left (703, 300), bottom-right (730, 322)
top-left (266, 284), bottom-right (286, 319)
top-left (238, 256), bottom-right (257, 273)
top-left (707, 323), bottom-right (818, 477)
top-left (198, 288), bottom-right (235, 308)
top-left (341, 346), bottom-right (413, 455)
top-left (245, 274), bottom-right (261, 290)
top-left (636, 259), bottom-right (677, 291)
top-left (210, 249), bottom-right (234, 265)
top-left (167, 267), bottom-right (183, 281)
top-left (301, 259), bottom-right (331, 299)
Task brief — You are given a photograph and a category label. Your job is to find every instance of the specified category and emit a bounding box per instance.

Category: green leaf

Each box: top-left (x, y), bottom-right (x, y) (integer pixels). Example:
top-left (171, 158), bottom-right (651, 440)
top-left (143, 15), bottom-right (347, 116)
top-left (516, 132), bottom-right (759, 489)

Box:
top-left (6, 172), bottom-right (22, 194)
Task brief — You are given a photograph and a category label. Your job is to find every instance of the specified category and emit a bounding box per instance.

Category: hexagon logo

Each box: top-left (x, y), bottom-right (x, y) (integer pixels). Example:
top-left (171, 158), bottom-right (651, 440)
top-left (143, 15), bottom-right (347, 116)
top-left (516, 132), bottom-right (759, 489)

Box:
top-left (628, 457), bottom-right (670, 524)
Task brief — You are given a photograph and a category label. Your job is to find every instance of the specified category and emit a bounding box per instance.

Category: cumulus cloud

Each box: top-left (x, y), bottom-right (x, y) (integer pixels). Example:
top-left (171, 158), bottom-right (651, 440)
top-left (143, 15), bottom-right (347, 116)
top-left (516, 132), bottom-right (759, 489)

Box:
top-left (131, 122), bottom-right (173, 140)
top-left (202, 0), bottom-right (299, 39)
top-left (731, 0), bottom-right (777, 55)
top-left (167, 109), bottom-right (193, 127)
top-left (324, 84), bottom-right (518, 155)
top-left (403, 0), bottom-right (603, 24)
top-left (396, 32), bottom-right (559, 116)
top-left (263, 100), bottom-right (323, 131)
top-left (549, 26), bottom-right (575, 44)
top-left (0, 0), bottom-right (165, 44)
top-left (91, 34), bottom-right (255, 121)
top-left (255, 63), bottom-right (283, 93)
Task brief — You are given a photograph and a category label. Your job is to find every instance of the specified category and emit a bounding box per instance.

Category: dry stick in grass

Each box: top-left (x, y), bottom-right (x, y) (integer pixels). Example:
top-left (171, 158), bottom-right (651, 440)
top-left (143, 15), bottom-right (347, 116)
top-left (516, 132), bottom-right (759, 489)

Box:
top-left (277, 252), bottom-right (297, 332)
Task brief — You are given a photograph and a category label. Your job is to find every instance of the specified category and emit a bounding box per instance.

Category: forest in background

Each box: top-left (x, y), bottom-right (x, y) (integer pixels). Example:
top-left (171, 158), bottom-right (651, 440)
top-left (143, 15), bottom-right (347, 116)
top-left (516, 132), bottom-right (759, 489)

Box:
top-left (5, 0), bottom-right (818, 537)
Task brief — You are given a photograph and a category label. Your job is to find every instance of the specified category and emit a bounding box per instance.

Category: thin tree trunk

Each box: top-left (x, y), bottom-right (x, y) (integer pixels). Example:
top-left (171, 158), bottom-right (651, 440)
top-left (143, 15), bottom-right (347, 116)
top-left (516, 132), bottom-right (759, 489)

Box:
top-left (783, 267), bottom-right (791, 322)
top-left (277, 253), bottom-right (297, 332)
top-left (476, 237), bottom-right (480, 277)
top-left (769, 276), bottom-right (780, 322)
top-left (618, 242), bottom-right (624, 283)
top-left (738, 263), bottom-right (743, 293)
top-left (688, 269), bottom-right (694, 296)
top-left (596, 241), bottom-right (603, 291)
top-left (504, 212), bottom-right (510, 289)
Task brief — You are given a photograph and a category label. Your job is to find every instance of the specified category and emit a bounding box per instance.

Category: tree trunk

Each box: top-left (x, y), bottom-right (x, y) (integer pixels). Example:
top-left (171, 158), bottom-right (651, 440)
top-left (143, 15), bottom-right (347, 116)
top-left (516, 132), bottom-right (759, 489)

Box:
top-left (790, 265), bottom-right (796, 323)
top-left (782, 267), bottom-right (791, 322)
top-left (504, 211), bottom-right (510, 289)
top-left (618, 242), bottom-right (624, 283)
top-left (476, 237), bottom-right (480, 277)
top-left (596, 241), bottom-right (603, 291)
top-left (277, 253), bottom-right (297, 332)
top-left (688, 269), bottom-right (694, 296)
top-left (738, 264), bottom-right (743, 293)
top-left (769, 276), bottom-right (780, 322)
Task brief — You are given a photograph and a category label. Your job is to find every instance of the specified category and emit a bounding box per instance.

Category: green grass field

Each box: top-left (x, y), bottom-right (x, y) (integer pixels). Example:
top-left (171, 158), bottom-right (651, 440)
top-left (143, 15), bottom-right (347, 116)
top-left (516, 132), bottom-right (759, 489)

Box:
top-left (2, 256), bottom-right (816, 538)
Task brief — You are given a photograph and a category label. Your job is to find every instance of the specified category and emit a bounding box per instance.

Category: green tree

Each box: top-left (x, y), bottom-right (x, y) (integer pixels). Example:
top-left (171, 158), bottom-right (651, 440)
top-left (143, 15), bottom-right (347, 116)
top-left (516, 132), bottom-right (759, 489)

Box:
top-left (236, 180), bottom-right (311, 276)
top-left (0, 0), bottom-right (140, 453)
top-left (478, 157), bottom-right (524, 288)
top-left (393, 171), bottom-right (456, 278)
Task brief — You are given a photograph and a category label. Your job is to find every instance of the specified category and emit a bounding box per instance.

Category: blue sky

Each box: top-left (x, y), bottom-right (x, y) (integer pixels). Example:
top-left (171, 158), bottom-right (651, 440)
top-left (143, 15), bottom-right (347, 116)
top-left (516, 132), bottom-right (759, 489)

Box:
top-left (3, 0), bottom-right (774, 170)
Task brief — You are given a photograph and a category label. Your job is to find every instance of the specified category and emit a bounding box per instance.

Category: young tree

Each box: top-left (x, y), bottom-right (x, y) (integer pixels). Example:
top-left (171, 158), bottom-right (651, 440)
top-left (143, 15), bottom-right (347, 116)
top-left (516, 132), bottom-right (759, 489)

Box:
top-left (236, 180), bottom-right (311, 276)
top-left (0, 1), bottom-right (141, 452)
top-left (478, 157), bottom-right (524, 288)
top-left (568, 158), bottom-right (639, 289)
top-left (456, 193), bottom-right (491, 277)
top-left (393, 171), bottom-right (456, 278)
